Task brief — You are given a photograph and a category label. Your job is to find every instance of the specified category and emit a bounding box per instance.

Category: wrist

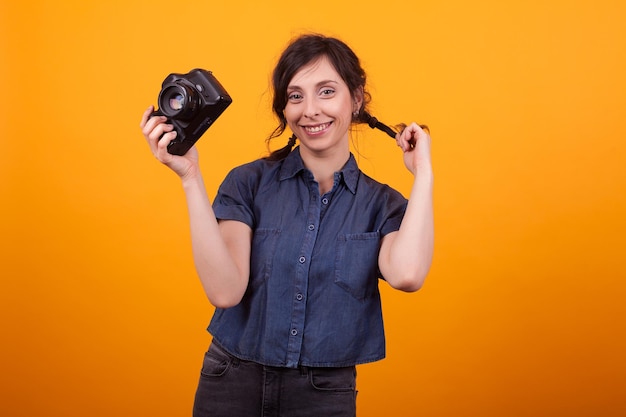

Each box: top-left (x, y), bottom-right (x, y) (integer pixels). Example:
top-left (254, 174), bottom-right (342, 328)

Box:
top-left (412, 167), bottom-right (433, 187)
top-left (181, 168), bottom-right (204, 190)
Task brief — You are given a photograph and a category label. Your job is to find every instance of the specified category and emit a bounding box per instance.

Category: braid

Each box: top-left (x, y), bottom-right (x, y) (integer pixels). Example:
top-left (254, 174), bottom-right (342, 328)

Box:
top-left (287, 133), bottom-right (297, 147)
top-left (360, 111), bottom-right (430, 138)
top-left (361, 111), bottom-right (398, 139)
top-left (265, 133), bottom-right (297, 161)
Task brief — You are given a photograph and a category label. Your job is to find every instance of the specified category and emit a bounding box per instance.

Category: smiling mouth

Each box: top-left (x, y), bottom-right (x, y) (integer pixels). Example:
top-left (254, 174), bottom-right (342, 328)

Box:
top-left (303, 122), bottom-right (332, 134)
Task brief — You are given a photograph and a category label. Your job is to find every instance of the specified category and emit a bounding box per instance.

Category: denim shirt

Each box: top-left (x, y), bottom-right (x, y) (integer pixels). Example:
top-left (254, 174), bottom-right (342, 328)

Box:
top-left (208, 147), bottom-right (408, 368)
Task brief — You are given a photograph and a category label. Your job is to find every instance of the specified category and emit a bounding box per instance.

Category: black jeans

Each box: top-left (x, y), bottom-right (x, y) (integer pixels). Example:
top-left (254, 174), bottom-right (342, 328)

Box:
top-left (192, 342), bottom-right (357, 417)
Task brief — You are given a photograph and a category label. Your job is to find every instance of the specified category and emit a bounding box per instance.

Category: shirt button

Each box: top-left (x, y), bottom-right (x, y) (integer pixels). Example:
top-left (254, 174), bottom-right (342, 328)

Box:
top-left (291, 329), bottom-right (298, 336)
top-left (299, 256), bottom-right (306, 264)
top-left (322, 197), bottom-right (329, 205)
top-left (296, 293), bottom-right (303, 301)
top-left (308, 224), bottom-right (315, 231)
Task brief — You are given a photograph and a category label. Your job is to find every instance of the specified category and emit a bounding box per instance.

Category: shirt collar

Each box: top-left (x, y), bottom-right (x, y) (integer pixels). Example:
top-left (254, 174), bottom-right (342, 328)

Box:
top-left (279, 147), bottom-right (359, 195)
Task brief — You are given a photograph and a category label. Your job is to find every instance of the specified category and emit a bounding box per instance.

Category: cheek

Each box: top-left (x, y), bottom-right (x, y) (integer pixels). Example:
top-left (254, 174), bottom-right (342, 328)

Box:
top-left (283, 105), bottom-right (299, 126)
top-left (334, 103), bottom-right (354, 124)
top-left (334, 97), bottom-right (355, 118)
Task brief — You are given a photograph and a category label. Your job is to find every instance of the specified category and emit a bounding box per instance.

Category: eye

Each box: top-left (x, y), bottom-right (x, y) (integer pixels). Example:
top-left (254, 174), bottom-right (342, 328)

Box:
top-left (320, 88), bottom-right (335, 96)
top-left (287, 92), bottom-right (303, 101)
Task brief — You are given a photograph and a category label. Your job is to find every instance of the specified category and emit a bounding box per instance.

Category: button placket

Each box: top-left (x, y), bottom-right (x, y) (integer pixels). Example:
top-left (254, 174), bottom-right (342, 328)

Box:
top-left (285, 183), bottom-right (323, 367)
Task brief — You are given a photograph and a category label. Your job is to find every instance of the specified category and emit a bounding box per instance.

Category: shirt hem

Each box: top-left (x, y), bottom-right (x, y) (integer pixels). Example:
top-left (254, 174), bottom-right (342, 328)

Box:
top-left (211, 336), bottom-right (385, 368)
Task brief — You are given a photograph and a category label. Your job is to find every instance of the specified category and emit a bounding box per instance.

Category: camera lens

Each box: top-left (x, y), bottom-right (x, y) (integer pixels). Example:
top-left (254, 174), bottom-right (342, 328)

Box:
top-left (158, 83), bottom-right (198, 119)
top-left (169, 93), bottom-right (185, 111)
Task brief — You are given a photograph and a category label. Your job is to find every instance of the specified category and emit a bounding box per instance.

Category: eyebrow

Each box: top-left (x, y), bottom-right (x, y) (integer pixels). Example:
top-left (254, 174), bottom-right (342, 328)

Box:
top-left (287, 79), bottom-right (340, 90)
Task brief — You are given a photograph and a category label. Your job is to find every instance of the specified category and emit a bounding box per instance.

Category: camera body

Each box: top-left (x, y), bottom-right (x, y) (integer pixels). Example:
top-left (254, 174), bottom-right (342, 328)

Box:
top-left (152, 68), bottom-right (232, 155)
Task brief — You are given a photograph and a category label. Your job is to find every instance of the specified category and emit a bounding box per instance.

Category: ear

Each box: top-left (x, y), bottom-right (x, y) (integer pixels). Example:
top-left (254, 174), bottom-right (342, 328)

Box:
top-left (353, 86), bottom-right (364, 112)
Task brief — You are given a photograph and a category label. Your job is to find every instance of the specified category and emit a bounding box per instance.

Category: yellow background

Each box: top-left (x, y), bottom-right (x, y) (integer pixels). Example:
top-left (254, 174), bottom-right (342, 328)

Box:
top-left (1, 0), bottom-right (625, 416)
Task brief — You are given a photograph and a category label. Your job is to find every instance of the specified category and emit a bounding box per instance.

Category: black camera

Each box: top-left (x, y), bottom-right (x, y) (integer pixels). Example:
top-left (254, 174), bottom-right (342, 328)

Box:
top-left (152, 68), bottom-right (232, 155)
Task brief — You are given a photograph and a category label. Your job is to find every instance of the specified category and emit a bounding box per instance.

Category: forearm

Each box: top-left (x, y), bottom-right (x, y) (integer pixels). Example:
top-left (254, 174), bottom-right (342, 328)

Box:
top-left (380, 168), bottom-right (434, 292)
top-left (182, 174), bottom-right (249, 308)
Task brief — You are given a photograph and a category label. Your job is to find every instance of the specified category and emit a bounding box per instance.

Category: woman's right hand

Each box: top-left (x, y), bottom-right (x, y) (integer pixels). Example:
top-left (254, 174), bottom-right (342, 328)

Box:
top-left (139, 105), bottom-right (199, 180)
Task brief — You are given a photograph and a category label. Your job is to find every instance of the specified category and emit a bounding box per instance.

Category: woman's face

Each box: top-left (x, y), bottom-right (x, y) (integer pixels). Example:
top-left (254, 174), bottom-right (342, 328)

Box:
top-left (283, 56), bottom-right (361, 156)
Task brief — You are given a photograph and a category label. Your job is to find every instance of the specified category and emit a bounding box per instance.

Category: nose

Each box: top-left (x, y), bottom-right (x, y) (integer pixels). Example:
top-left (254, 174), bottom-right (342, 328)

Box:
top-left (303, 96), bottom-right (319, 118)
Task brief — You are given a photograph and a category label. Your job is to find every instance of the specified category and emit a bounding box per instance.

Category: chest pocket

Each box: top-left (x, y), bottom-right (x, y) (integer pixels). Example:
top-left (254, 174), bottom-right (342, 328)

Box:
top-left (334, 232), bottom-right (381, 300)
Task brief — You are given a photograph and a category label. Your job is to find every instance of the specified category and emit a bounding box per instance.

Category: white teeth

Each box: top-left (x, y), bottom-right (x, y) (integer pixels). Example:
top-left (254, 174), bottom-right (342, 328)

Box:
top-left (305, 123), bottom-right (329, 133)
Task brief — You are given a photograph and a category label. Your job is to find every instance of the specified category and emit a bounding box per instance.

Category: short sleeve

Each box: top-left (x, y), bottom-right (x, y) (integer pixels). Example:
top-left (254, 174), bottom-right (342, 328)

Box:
top-left (212, 164), bottom-right (258, 229)
top-left (378, 186), bottom-right (408, 237)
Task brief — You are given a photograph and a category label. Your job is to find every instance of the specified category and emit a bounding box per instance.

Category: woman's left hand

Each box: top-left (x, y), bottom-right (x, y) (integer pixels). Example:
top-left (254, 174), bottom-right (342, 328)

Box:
top-left (396, 122), bottom-right (432, 176)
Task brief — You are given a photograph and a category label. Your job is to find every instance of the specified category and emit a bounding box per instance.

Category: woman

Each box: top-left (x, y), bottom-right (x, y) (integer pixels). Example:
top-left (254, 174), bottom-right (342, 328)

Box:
top-left (140, 33), bottom-right (433, 417)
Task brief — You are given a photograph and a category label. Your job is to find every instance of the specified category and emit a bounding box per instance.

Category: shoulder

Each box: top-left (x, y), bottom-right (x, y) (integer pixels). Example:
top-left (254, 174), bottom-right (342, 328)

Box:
top-left (217, 158), bottom-right (288, 204)
top-left (358, 171), bottom-right (407, 203)
top-left (222, 158), bottom-right (282, 186)
top-left (226, 158), bottom-right (279, 177)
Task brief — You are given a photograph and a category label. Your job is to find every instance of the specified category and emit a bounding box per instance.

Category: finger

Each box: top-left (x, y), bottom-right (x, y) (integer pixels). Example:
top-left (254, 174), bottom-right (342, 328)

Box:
top-left (139, 105), bottom-right (155, 129)
top-left (406, 122), bottom-right (421, 137)
top-left (397, 126), bottom-right (414, 152)
top-left (156, 130), bottom-right (177, 151)
top-left (395, 131), bottom-right (407, 152)
top-left (147, 123), bottom-right (175, 145)
top-left (142, 115), bottom-right (169, 139)
top-left (151, 130), bottom-right (179, 162)
top-left (144, 124), bottom-right (175, 158)
top-left (406, 123), bottom-right (431, 144)
top-left (410, 122), bottom-right (431, 139)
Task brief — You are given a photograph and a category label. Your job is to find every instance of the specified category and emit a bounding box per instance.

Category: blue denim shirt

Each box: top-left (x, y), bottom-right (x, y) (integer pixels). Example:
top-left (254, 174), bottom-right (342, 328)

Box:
top-left (208, 147), bottom-right (408, 368)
